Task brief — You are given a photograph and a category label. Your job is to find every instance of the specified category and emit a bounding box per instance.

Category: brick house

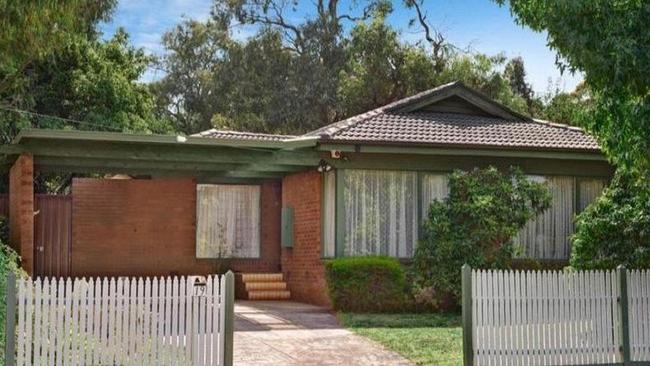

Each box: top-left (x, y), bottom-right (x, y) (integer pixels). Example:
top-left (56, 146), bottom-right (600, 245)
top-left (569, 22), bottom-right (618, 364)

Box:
top-left (1, 82), bottom-right (613, 307)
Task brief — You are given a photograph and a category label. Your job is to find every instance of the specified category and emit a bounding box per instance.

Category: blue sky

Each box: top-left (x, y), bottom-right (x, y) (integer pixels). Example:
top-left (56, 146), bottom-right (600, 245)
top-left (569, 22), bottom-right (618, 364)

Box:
top-left (99, 0), bottom-right (582, 94)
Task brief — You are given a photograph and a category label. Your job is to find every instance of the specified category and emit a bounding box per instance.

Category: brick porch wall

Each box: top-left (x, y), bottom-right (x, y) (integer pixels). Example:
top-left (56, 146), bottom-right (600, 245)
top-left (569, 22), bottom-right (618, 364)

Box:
top-left (9, 154), bottom-right (34, 274)
top-left (281, 170), bottom-right (331, 307)
top-left (71, 178), bottom-right (281, 277)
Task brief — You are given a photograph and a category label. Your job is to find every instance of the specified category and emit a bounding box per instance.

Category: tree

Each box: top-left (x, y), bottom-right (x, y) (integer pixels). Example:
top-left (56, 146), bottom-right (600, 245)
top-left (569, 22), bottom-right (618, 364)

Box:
top-left (541, 81), bottom-right (590, 126)
top-left (495, 0), bottom-right (650, 176)
top-left (152, 18), bottom-right (233, 133)
top-left (504, 57), bottom-right (540, 115)
top-left (1, 30), bottom-right (172, 144)
top-left (571, 171), bottom-right (650, 270)
top-left (0, 0), bottom-right (116, 97)
top-left (412, 167), bottom-right (550, 306)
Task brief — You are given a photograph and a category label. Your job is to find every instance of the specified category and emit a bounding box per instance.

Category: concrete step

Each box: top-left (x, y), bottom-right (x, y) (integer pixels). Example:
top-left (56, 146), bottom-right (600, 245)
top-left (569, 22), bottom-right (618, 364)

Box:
top-left (241, 273), bottom-right (283, 283)
top-left (245, 281), bottom-right (287, 291)
top-left (248, 290), bottom-right (291, 301)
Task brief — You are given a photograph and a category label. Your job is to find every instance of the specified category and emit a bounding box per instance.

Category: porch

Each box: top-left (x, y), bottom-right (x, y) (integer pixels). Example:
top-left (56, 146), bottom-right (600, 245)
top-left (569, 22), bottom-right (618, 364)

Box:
top-left (0, 129), bottom-right (326, 303)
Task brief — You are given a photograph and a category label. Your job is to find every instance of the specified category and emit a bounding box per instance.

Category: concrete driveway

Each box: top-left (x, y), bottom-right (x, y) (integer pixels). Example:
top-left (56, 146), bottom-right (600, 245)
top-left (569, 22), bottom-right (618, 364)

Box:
top-left (234, 301), bottom-right (413, 366)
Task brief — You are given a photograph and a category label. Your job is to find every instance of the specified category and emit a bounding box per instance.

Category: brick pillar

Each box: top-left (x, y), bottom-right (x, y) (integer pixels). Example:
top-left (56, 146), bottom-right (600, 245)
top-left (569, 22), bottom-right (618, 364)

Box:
top-left (9, 153), bottom-right (34, 275)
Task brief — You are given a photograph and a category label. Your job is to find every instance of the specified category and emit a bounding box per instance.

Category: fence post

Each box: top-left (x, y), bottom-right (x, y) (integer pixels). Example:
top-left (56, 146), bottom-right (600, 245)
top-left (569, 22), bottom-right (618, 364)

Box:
top-left (4, 273), bottom-right (16, 366)
top-left (223, 271), bottom-right (235, 366)
top-left (617, 265), bottom-right (631, 365)
top-left (462, 264), bottom-right (473, 366)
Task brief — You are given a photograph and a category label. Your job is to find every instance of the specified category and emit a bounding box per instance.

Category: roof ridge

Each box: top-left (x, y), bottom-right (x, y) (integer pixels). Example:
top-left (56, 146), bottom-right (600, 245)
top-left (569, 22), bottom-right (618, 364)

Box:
top-left (193, 128), bottom-right (296, 138)
top-left (531, 118), bottom-right (585, 132)
top-left (305, 81), bottom-right (462, 138)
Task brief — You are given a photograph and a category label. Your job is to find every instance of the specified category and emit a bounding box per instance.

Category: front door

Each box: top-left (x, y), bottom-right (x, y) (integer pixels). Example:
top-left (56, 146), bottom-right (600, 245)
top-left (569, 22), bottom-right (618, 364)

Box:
top-left (34, 195), bottom-right (71, 277)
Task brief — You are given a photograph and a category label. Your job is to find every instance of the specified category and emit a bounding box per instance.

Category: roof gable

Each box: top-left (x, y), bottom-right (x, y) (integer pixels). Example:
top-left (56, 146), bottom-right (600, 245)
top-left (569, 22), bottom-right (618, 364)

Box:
top-left (386, 82), bottom-right (528, 121)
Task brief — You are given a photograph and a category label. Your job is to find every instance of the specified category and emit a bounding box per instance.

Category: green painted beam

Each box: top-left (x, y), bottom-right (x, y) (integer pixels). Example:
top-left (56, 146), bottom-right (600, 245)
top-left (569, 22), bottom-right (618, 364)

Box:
top-left (33, 156), bottom-right (307, 174)
top-left (317, 143), bottom-right (607, 161)
top-left (36, 163), bottom-right (285, 179)
top-left (19, 140), bottom-right (319, 167)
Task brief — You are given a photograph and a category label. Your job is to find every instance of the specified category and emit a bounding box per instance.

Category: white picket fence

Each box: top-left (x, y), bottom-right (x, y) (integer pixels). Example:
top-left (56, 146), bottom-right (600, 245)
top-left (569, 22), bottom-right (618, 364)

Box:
top-left (462, 266), bottom-right (650, 366)
top-left (8, 273), bottom-right (234, 366)
top-left (629, 270), bottom-right (650, 362)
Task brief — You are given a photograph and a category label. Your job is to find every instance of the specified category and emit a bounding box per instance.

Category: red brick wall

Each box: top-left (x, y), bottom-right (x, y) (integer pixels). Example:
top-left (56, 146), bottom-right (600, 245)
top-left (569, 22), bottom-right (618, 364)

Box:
top-left (9, 154), bottom-right (34, 274)
top-left (71, 178), bottom-right (281, 277)
top-left (281, 170), bottom-right (331, 307)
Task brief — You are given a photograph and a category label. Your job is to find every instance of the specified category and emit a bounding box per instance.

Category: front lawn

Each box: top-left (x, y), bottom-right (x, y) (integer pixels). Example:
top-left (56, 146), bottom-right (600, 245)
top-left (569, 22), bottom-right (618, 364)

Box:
top-left (338, 313), bottom-right (462, 366)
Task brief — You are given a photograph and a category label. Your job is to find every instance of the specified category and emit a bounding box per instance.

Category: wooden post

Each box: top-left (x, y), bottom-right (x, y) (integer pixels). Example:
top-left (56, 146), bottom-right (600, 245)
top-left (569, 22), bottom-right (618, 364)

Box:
top-left (462, 264), bottom-right (473, 366)
top-left (618, 265), bottom-right (631, 365)
top-left (223, 271), bottom-right (235, 366)
top-left (4, 273), bottom-right (16, 366)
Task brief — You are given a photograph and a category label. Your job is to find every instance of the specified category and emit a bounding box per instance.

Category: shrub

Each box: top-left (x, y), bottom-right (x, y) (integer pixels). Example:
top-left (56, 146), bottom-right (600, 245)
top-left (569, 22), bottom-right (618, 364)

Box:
top-left (412, 167), bottom-right (551, 306)
top-left (325, 256), bottom-right (406, 312)
top-left (571, 172), bottom-right (650, 269)
top-left (0, 231), bottom-right (22, 364)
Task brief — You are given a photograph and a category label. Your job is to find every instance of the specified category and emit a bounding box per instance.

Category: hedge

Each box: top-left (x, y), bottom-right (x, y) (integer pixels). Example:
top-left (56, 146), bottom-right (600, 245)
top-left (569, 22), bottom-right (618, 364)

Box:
top-left (324, 256), bottom-right (406, 312)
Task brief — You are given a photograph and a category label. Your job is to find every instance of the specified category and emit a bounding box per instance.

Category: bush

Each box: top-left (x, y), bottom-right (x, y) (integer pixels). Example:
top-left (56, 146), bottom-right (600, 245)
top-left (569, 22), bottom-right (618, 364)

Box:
top-left (571, 172), bottom-right (650, 269)
top-left (0, 233), bottom-right (22, 364)
top-left (325, 256), bottom-right (406, 312)
top-left (412, 167), bottom-right (551, 307)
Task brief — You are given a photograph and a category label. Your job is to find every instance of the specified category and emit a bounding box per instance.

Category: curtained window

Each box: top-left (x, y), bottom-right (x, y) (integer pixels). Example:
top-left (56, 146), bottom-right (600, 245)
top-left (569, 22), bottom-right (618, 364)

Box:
top-left (578, 178), bottom-right (608, 211)
top-left (322, 170), bottom-right (336, 257)
top-left (196, 184), bottom-right (261, 258)
top-left (515, 176), bottom-right (575, 259)
top-left (341, 170), bottom-right (418, 257)
top-left (421, 173), bottom-right (449, 217)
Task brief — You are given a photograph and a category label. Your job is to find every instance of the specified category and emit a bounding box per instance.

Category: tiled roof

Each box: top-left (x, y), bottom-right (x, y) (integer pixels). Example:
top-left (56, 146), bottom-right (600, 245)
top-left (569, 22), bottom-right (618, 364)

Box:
top-left (195, 82), bottom-right (601, 152)
top-left (193, 129), bottom-right (295, 142)
top-left (321, 112), bottom-right (600, 151)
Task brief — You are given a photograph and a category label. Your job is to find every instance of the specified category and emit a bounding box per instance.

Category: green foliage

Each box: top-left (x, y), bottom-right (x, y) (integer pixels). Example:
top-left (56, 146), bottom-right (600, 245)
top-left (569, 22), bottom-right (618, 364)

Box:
top-left (154, 2), bottom-right (542, 135)
top-left (412, 167), bottom-right (551, 304)
top-left (571, 172), bottom-right (650, 270)
top-left (0, 238), bottom-right (22, 364)
top-left (497, 0), bottom-right (650, 177)
top-left (325, 256), bottom-right (407, 312)
top-left (0, 0), bottom-right (116, 96)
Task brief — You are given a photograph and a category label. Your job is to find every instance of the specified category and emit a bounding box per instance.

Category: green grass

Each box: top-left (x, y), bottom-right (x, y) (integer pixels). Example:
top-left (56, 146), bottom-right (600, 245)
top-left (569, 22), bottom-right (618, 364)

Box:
top-left (338, 313), bottom-right (462, 366)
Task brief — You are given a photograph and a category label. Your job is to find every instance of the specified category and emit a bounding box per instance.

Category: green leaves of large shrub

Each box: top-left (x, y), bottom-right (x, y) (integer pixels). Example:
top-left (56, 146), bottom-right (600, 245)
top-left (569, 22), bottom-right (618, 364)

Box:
top-left (325, 256), bottom-right (406, 312)
top-left (571, 172), bottom-right (650, 270)
top-left (412, 167), bottom-right (550, 303)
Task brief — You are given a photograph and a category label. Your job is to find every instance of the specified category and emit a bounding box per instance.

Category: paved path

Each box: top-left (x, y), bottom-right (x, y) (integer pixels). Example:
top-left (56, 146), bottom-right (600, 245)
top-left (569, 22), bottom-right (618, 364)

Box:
top-left (234, 301), bottom-right (413, 366)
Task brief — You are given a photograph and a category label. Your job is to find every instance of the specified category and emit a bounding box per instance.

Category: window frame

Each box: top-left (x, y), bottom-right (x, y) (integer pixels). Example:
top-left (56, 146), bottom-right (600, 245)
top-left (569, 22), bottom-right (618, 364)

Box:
top-left (324, 168), bottom-right (609, 260)
top-left (195, 183), bottom-right (263, 260)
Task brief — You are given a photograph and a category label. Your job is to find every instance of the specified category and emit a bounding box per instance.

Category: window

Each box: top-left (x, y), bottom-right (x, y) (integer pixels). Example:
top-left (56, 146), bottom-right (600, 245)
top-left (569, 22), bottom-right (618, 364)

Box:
top-left (322, 170), bottom-right (336, 258)
top-left (516, 176), bottom-right (608, 259)
top-left (578, 178), bottom-right (607, 211)
top-left (341, 170), bottom-right (418, 257)
top-left (421, 173), bottom-right (449, 217)
top-left (196, 184), bottom-right (261, 258)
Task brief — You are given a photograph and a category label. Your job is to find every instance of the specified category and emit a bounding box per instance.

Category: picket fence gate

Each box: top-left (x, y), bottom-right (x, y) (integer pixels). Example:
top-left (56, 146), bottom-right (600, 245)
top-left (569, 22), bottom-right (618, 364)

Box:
top-left (461, 265), bottom-right (650, 366)
top-left (4, 272), bottom-right (235, 366)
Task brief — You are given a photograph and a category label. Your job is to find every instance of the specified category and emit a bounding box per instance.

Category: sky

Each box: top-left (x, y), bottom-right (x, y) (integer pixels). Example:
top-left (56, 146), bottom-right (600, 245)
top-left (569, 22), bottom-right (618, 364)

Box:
top-left (99, 0), bottom-right (583, 95)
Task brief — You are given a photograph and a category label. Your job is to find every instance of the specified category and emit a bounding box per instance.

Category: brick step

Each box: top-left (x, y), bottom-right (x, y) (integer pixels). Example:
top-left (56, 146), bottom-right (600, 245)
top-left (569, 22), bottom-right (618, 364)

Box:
top-left (245, 281), bottom-right (287, 291)
top-left (241, 273), bottom-right (283, 283)
top-left (248, 290), bottom-right (291, 301)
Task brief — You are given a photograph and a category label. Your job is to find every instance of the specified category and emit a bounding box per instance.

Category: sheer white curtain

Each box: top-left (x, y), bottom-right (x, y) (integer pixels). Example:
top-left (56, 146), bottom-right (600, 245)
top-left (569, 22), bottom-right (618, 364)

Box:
top-left (196, 184), bottom-right (261, 258)
top-left (579, 178), bottom-right (607, 211)
top-left (322, 170), bottom-right (336, 258)
top-left (421, 173), bottom-right (449, 217)
top-left (516, 176), bottom-right (575, 259)
top-left (342, 170), bottom-right (418, 257)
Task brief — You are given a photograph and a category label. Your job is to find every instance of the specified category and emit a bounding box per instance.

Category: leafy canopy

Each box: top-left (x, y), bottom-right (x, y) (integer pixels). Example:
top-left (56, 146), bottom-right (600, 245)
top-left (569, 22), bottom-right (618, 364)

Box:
top-left (412, 167), bottom-right (551, 302)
